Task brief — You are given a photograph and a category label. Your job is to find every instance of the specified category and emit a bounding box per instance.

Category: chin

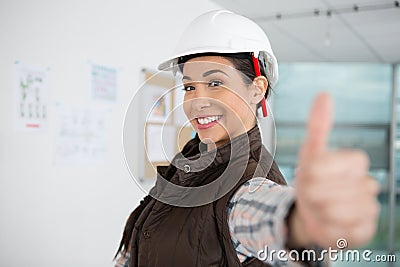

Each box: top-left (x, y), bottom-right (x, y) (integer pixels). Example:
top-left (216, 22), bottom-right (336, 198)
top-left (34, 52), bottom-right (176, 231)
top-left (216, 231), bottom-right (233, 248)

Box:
top-left (199, 133), bottom-right (229, 146)
top-left (200, 137), bottom-right (216, 144)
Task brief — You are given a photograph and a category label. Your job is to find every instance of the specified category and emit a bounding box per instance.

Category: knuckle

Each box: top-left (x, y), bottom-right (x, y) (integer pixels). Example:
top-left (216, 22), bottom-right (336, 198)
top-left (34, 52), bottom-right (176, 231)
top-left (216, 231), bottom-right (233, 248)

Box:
top-left (363, 223), bottom-right (377, 242)
top-left (371, 201), bottom-right (381, 218)
top-left (368, 179), bottom-right (380, 195)
top-left (348, 226), bottom-right (368, 246)
top-left (306, 190), bottom-right (325, 206)
top-left (353, 149), bottom-right (370, 169)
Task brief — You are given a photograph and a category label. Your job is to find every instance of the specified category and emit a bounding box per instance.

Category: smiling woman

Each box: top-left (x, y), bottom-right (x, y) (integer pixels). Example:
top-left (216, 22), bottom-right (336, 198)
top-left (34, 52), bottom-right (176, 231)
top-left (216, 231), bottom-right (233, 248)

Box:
top-left (114, 10), bottom-right (379, 267)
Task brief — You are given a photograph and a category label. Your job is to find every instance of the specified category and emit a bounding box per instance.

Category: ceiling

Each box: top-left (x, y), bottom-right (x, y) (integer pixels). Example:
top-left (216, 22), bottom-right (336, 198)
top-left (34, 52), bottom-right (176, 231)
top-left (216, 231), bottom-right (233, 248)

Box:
top-left (211, 0), bottom-right (400, 63)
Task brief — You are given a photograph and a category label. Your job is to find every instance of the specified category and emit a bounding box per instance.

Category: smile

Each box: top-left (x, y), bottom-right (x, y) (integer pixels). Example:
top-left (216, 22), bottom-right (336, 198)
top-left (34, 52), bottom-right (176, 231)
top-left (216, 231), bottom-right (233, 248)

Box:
top-left (195, 115), bottom-right (222, 130)
top-left (196, 115), bottom-right (222, 125)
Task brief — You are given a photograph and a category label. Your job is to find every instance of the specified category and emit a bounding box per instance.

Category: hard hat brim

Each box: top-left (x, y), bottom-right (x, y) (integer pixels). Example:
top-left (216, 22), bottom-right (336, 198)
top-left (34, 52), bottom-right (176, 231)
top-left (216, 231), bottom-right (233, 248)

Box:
top-left (158, 49), bottom-right (279, 88)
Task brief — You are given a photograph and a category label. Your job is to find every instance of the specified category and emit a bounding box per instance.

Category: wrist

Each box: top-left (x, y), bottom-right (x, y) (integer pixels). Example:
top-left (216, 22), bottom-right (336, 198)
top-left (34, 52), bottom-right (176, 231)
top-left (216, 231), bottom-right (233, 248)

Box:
top-left (286, 204), bottom-right (313, 249)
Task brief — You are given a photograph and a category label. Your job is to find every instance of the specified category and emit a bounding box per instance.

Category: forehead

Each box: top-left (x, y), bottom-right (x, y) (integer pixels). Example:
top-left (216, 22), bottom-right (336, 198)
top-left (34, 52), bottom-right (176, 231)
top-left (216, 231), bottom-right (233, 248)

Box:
top-left (182, 56), bottom-right (236, 75)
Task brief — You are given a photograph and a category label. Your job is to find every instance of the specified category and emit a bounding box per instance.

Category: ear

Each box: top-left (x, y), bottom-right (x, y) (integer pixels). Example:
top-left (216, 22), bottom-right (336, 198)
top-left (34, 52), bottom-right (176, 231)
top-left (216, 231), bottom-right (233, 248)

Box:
top-left (249, 76), bottom-right (268, 105)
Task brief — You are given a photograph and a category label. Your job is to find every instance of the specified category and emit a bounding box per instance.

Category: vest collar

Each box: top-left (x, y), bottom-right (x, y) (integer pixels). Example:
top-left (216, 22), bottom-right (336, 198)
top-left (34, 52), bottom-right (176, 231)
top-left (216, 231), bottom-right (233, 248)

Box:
top-left (172, 124), bottom-right (262, 178)
top-left (151, 124), bottom-right (272, 206)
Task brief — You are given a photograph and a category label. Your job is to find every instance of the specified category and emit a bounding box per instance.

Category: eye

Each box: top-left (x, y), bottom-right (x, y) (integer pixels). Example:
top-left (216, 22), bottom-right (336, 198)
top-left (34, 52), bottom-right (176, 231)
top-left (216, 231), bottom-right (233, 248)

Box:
top-left (183, 85), bottom-right (195, 91)
top-left (209, 80), bottom-right (223, 87)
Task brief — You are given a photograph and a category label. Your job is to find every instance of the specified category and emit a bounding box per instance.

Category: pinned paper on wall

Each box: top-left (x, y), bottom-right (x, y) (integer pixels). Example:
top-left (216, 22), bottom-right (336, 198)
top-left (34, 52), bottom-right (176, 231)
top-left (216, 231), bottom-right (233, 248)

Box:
top-left (145, 124), bottom-right (176, 162)
top-left (14, 61), bottom-right (49, 131)
top-left (91, 63), bottom-right (117, 102)
top-left (142, 84), bottom-right (172, 123)
top-left (54, 104), bottom-right (111, 165)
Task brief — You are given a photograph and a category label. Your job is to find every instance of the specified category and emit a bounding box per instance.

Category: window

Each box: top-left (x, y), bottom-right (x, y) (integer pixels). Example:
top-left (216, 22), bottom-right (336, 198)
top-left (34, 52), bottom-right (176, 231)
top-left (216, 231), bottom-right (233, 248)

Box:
top-left (272, 63), bottom-right (396, 263)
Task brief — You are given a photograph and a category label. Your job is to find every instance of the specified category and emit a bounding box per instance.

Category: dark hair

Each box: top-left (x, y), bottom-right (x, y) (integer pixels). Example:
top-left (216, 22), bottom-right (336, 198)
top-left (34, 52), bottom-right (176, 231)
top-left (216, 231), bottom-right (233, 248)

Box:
top-left (178, 52), bottom-right (272, 115)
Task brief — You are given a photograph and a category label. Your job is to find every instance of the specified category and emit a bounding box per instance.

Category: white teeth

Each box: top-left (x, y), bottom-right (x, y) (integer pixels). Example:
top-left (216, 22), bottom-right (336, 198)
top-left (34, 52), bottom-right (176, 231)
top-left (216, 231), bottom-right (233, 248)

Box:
top-left (197, 115), bottom-right (221, 125)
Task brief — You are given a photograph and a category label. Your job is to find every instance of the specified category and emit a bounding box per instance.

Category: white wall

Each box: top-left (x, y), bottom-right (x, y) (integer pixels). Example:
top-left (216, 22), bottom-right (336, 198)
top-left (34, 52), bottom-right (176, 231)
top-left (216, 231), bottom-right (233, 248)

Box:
top-left (0, 1), bottom-right (222, 266)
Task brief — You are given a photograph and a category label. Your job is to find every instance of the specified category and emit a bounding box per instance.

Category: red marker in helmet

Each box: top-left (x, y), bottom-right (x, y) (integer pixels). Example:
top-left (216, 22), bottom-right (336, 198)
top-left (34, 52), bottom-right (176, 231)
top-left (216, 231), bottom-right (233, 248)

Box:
top-left (252, 52), bottom-right (268, 117)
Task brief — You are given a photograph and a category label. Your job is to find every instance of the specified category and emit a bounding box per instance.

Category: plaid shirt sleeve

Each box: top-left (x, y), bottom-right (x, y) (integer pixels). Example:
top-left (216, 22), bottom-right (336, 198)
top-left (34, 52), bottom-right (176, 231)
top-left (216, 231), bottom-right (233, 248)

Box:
top-left (113, 252), bottom-right (130, 267)
top-left (227, 177), bottom-right (329, 267)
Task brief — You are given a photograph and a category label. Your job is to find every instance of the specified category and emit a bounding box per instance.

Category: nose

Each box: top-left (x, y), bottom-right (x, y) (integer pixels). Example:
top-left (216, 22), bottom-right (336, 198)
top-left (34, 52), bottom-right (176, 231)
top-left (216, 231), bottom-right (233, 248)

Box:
top-left (191, 84), bottom-right (211, 111)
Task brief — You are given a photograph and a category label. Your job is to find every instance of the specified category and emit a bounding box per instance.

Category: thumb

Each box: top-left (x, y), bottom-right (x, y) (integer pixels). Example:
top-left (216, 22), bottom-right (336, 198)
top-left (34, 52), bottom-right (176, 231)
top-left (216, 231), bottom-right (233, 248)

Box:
top-left (300, 92), bottom-right (334, 161)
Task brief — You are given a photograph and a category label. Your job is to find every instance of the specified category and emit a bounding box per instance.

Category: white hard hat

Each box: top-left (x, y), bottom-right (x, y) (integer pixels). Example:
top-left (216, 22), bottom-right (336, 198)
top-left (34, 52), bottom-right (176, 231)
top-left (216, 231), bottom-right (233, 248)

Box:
top-left (158, 10), bottom-right (279, 88)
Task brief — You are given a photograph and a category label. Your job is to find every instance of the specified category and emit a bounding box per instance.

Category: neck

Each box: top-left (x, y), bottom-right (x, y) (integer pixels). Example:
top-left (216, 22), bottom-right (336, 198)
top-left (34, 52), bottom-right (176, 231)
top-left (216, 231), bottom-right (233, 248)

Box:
top-left (207, 142), bottom-right (217, 152)
top-left (206, 121), bottom-right (257, 152)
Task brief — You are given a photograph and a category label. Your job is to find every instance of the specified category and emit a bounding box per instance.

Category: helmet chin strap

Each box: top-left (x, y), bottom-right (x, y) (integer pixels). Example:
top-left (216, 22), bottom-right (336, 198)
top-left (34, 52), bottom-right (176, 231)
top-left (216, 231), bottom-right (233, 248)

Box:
top-left (252, 52), bottom-right (268, 117)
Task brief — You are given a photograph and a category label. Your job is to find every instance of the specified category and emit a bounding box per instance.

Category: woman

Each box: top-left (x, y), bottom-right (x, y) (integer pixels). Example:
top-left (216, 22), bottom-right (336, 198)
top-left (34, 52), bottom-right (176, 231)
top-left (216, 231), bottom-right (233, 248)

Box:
top-left (115, 10), bottom-right (379, 266)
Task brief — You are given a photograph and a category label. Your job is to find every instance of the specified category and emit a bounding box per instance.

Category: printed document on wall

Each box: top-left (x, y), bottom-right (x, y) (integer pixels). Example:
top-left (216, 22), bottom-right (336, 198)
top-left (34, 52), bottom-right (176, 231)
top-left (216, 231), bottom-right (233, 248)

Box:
top-left (91, 63), bottom-right (118, 102)
top-left (14, 61), bottom-right (49, 131)
top-left (54, 104), bottom-right (111, 165)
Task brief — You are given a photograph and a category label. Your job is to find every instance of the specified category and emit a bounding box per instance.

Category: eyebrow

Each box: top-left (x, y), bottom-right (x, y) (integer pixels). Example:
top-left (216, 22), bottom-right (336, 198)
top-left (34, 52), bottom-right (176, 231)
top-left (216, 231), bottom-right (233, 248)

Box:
top-left (182, 69), bottom-right (230, 81)
top-left (203, 69), bottom-right (229, 77)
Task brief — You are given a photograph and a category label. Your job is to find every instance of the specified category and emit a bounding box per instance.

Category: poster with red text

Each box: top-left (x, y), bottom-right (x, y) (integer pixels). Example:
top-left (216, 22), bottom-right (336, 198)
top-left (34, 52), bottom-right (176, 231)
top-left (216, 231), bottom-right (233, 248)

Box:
top-left (14, 61), bottom-right (49, 131)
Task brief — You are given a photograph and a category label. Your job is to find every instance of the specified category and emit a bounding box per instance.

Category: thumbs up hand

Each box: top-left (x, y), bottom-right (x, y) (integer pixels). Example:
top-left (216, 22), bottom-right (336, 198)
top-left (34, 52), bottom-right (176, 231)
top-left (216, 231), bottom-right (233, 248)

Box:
top-left (290, 93), bottom-right (380, 249)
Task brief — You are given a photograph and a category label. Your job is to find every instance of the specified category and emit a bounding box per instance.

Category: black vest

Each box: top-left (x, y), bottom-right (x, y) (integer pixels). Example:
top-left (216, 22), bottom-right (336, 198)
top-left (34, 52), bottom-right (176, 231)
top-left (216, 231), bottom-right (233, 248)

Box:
top-left (127, 125), bottom-right (287, 266)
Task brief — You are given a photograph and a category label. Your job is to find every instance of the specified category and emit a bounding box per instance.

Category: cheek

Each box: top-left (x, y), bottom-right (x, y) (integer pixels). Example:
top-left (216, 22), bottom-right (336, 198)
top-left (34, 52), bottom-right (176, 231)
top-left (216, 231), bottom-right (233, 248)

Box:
top-left (222, 92), bottom-right (249, 119)
top-left (183, 95), bottom-right (191, 117)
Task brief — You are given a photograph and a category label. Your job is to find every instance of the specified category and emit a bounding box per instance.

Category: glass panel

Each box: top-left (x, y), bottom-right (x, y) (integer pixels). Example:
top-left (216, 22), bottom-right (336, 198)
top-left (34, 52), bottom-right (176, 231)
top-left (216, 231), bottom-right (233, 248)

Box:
top-left (395, 194), bottom-right (400, 265)
top-left (366, 192), bottom-right (390, 250)
top-left (273, 63), bottom-right (394, 266)
top-left (394, 65), bottom-right (400, 263)
top-left (396, 151), bottom-right (400, 189)
top-left (275, 126), bottom-right (305, 167)
top-left (275, 126), bottom-right (389, 175)
top-left (273, 63), bottom-right (392, 124)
